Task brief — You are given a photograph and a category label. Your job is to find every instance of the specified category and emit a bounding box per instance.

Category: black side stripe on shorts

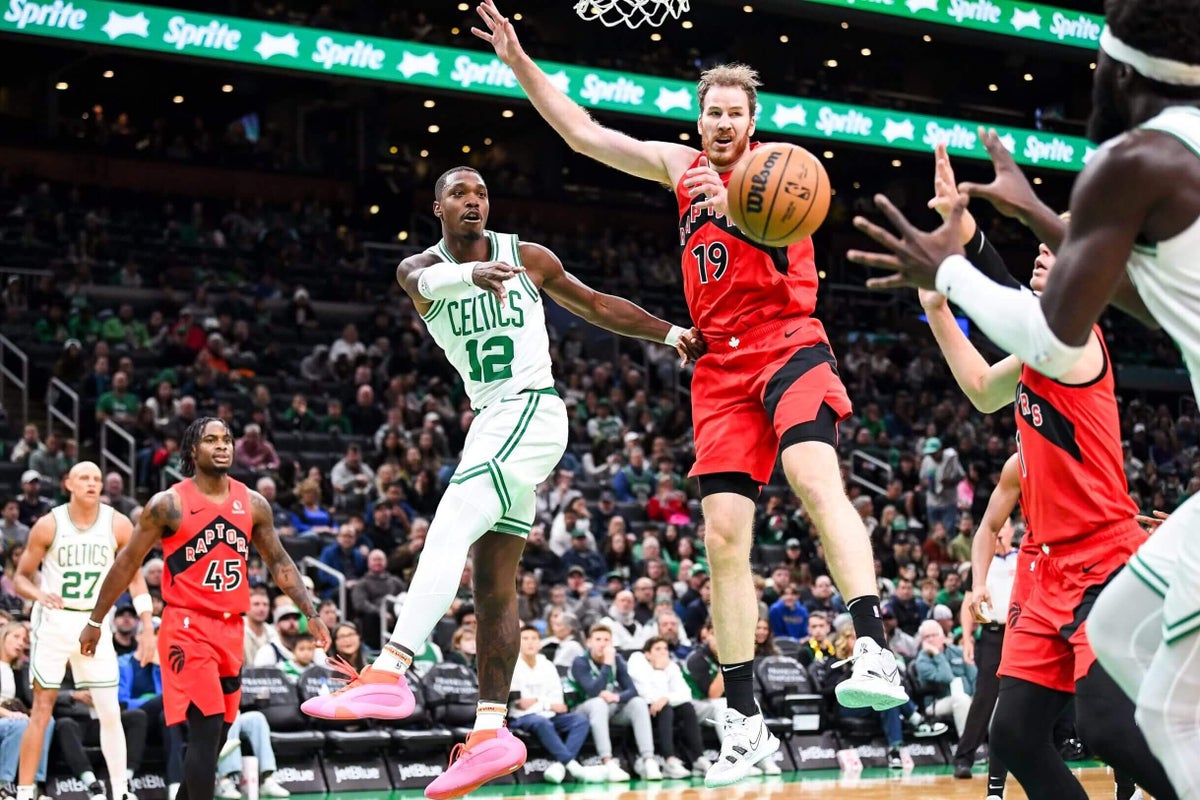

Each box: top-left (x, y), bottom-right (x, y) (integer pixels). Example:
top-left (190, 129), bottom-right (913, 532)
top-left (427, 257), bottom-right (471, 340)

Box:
top-left (763, 342), bottom-right (839, 421)
top-left (1059, 566), bottom-right (1123, 642)
top-left (221, 675), bottom-right (242, 695)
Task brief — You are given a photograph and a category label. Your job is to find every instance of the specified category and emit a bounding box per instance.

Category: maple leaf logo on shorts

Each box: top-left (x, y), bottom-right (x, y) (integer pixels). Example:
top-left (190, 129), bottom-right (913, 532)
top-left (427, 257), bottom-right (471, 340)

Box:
top-left (169, 645), bottom-right (186, 673)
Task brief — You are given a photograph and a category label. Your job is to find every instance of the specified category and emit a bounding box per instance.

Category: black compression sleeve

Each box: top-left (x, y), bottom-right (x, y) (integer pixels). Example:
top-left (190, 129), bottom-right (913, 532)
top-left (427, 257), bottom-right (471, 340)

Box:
top-left (965, 228), bottom-right (1023, 290)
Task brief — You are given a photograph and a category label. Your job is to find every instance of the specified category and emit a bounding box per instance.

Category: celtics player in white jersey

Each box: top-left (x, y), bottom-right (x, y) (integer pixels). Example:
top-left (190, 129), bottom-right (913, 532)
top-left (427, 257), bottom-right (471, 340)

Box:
top-left (13, 462), bottom-right (156, 800)
top-left (844, 0), bottom-right (1200, 794)
top-left (302, 165), bottom-right (702, 797)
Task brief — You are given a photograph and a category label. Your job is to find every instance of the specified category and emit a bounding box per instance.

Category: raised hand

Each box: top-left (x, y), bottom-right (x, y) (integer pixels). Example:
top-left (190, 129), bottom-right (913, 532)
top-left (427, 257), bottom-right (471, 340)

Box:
top-left (472, 0), bottom-right (524, 66)
top-left (471, 261), bottom-right (525, 306)
top-left (927, 143), bottom-right (978, 245)
top-left (848, 194), bottom-right (967, 291)
top-left (957, 128), bottom-right (1040, 221)
top-left (682, 156), bottom-right (729, 216)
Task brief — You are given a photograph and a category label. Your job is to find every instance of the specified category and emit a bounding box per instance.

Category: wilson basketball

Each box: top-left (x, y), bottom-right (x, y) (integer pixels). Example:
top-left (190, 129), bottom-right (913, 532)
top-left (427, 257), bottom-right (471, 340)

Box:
top-left (727, 144), bottom-right (831, 246)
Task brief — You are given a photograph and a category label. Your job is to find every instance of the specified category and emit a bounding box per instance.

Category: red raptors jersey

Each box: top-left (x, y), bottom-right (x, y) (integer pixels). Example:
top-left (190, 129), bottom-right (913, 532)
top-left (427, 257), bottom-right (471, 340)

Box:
top-left (1015, 329), bottom-right (1135, 545)
top-left (164, 477), bottom-right (252, 615)
top-left (675, 145), bottom-right (826, 342)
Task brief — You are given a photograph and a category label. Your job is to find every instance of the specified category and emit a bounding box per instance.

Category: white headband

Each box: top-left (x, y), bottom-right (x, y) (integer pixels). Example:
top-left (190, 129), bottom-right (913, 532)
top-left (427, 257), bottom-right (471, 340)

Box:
top-left (1100, 26), bottom-right (1200, 86)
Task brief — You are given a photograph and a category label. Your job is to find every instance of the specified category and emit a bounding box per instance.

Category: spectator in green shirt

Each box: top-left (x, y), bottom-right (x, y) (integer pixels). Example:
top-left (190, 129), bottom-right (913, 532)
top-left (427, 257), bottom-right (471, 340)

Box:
top-left (282, 393), bottom-right (319, 432)
top-left (320, 398), bottom-right (352, 435)
top-left (68, 305), bottom-right (101, 346)
top-left (95, 371), bottom-right (139, 425)
top-left (947, 513), bottom-right (974, 564)
top-left (935, 570), bottom-right (966, 620)
top-left (100, 304), bottom-right (150, 351)
top-left (34, 304), bottom-right (69, 344)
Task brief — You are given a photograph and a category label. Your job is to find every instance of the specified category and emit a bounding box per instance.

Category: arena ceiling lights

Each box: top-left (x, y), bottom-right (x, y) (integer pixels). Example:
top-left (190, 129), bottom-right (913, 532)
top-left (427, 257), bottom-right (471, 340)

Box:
top-left (1, 0), bottom-right (1093, 171)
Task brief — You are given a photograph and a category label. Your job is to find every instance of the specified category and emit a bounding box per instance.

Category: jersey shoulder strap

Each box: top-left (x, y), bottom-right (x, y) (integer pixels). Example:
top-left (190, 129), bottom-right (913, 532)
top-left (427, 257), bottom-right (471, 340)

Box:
top-left (1139, 106), bottom-right (1200, 155)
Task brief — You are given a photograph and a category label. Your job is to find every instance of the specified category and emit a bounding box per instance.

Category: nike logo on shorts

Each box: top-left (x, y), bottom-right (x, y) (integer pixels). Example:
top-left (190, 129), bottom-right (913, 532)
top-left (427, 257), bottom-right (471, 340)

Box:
top-left (1081, 560), bottom-right (1104, 574)
top-left (784, 327), bottom-right (801, 338)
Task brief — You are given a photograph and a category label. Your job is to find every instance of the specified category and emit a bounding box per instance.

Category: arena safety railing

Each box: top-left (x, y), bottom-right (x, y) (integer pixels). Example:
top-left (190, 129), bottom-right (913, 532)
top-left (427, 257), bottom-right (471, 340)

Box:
top-left (0, 335), bottom-right (28, 425)
top-left (99, 419), bottom-right (136, 496)
top-left (46, 377), bottom-right (79, 442)
top-left (302, 556), bottom-right (347, 623)
top-left (160, 465), bottom-right (184, 492)
top-left (849, 448), bottom-right (892, 497)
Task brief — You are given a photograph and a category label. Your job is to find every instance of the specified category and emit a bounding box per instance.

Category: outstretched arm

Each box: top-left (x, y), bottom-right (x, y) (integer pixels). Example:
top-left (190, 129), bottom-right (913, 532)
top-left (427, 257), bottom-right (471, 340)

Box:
top-left (81, 491), bottom-right (175, 656)
top-left (250, 491), bottom-right (330, 649)
top-left (920, 292), bottom-right (1021, 414)
top-left (472, 0), bottom-right (694, 185)
top-left (525, 243), bottom-right (705, 363)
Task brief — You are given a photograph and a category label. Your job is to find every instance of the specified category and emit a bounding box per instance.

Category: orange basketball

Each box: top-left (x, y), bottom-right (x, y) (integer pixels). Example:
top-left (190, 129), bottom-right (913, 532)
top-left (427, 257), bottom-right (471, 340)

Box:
top-left (727, 143), bottom-right (831, 246)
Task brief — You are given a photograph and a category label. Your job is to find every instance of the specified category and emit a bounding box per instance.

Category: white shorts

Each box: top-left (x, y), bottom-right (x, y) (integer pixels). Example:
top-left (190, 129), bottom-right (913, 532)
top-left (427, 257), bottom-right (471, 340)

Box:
top-left (30, 605), bottom-right (118, 689)
top-left (1126, 492), bottom-right (1198, 643)
top-left (449, 388), bottom-right (567, 537)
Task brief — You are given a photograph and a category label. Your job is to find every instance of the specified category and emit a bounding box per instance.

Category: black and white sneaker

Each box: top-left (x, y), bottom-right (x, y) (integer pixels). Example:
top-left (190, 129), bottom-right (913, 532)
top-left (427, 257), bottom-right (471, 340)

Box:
top-left (833, 637), bottom-right (909, 711)
top-left (704, 706), bottom-right (780, 788)
top-left (888, 748), bottom-right (903, 769)
top-left (87, 783), bottom-right (107, 800)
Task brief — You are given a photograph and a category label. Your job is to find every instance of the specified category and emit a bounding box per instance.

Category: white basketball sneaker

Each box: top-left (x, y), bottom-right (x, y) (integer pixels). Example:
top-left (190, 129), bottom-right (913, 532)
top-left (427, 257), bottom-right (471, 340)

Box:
top-left (834, 636), bottom-right (909, 711)
top-left (704, 706), bottom-right (780, 788)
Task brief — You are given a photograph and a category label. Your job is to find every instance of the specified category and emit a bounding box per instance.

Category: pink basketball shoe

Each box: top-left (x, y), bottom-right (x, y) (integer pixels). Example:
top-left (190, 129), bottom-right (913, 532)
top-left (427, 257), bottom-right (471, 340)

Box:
top-left (299, 657), bottom-right (415, 720)
top-left (424, 727), bottom-right (527, 800)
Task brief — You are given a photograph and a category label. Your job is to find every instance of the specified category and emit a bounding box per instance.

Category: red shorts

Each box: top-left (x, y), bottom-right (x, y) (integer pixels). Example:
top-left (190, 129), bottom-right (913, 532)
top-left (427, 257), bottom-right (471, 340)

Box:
top-left (689, 317), bottom-right (851, 485)
top-left (159, 605), bottom-right (245, 726)
top-left (998, 520), bottom-right (1147, 693)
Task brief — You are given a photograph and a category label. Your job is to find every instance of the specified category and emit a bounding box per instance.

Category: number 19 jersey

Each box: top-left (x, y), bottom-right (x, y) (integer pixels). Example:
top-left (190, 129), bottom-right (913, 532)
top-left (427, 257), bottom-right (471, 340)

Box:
top-left (421, 231), bottom-right (554, 410)
top-left (164, 477), bottom-right (252, 615)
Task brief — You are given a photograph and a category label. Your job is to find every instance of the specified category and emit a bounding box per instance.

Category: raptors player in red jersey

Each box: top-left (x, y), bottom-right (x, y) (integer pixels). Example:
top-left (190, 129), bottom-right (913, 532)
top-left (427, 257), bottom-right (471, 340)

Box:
top-left (80, 418), bottom-right (330, 800)
top-left (910, 149), bottom-right (1174, 800)
top-left (473, 1), bottom-right (905, 786)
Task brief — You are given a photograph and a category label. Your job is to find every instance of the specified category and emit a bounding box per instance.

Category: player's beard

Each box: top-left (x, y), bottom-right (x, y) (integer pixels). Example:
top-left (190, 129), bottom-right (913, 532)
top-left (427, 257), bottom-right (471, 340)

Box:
top-left (1087, 59), bottom-right (1129, 144)
top-left (704, 129), bottom-right (750, 170)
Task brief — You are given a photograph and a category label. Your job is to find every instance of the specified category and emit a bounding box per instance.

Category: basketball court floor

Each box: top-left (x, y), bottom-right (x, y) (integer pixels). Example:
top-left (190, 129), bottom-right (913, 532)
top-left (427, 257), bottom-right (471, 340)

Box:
top-left (361, 764), bottom-right (1133, 800)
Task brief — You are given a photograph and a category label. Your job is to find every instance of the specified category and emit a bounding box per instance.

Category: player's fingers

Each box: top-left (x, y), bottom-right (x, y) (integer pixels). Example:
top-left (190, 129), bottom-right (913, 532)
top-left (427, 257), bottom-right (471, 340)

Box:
top-left (849, 251), bottom-right (906, 275)
top-left (470, 27), bottom-right (493, 42)
top-left (851, 215), bottom-right (906, 255)
top-left (865, 273), bottom-right (911, 290)
top-left (1154, 510), bottom-right (1170, 520)
top-left (873, 194), bottom-right (921, 240)
top-left (956, 181), bottom-right (992, 202)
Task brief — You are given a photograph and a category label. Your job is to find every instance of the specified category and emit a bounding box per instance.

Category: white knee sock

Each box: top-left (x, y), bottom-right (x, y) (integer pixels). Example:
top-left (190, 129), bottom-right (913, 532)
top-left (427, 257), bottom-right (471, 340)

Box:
top-left (1087, 568), bottom-right (1164, 701)
top-left (92, 686), bottom-right (128, 799)
top-left (373, 485), bottom-right (500, 675)
top-left (1137, 630), bottom-right (1200, 799)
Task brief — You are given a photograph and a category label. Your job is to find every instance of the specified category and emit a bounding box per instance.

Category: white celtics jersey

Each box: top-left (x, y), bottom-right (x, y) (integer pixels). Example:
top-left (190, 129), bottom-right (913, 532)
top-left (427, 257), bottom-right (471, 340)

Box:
top-left (421, 231), bottom-right (555, 409)
top-left (41, 503), bottom-right (117, 612)
top-left (1126, 106), bottom-right (1200, 401)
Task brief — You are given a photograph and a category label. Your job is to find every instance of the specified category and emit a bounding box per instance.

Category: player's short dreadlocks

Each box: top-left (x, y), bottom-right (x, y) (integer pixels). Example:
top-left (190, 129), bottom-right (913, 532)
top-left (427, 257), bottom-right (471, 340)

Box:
top-left (1106, 0), bottom-right (1200, 67)
top-left (180, 417), bottom-right (231, 477)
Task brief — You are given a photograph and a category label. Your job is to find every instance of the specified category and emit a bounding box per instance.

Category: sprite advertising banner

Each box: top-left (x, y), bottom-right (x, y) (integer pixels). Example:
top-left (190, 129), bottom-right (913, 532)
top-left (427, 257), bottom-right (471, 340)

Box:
top-left (1, 0), bottom-right (1094, 171)
top-left (797, 0), bottom-right (1104, 51)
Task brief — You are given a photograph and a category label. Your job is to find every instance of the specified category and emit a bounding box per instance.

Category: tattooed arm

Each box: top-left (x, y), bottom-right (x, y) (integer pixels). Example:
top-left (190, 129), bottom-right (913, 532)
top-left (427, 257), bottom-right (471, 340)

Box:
top-left (81, 489), bottom-right (177, 656)
top-left (250, 490), bottom-right (330, 649)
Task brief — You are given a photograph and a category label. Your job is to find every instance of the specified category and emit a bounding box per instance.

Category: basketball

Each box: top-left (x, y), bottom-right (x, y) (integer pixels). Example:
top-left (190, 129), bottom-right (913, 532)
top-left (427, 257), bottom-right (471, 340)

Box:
top-left (727, 144), bottom-right (831, 247)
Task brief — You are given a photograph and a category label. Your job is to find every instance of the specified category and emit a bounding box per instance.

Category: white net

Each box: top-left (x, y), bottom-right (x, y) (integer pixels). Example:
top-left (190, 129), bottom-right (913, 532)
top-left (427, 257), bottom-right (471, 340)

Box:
top-left (574, 0), bottom-right (690, 28)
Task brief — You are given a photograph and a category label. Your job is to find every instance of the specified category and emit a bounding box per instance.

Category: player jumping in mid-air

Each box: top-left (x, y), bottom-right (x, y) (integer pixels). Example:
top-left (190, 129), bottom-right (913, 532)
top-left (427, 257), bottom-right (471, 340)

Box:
top-left (13, 461), bottom-right (155, 800)
top-left (847, 0), bottom-right (1200, 794)
top-left (919, 148), bottom-right (1159, 799)
top-left (299, 166), bottom-right (703, 798)
top-left (472, 2), bottom-right (906, 786)
top-left (80, 419), bottom-right (330, 800)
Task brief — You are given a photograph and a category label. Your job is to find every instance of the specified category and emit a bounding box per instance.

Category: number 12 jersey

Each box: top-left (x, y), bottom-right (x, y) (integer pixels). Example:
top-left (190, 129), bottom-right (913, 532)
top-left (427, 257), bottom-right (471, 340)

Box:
top-left (420, 231), bottom-right (555, 410)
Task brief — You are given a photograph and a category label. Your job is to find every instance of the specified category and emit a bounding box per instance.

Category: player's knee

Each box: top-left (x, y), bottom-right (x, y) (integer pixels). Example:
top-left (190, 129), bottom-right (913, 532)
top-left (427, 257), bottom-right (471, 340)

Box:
top-left (699, 500), bottom-right (753, 557)
top-left (989, 705), bottom-right (1030, 763)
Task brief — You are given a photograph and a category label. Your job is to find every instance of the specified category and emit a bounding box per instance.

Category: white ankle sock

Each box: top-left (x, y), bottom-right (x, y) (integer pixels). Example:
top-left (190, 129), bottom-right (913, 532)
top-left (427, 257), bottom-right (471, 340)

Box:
top-left (473, 701), bottom-right (508, 732)
top-left (371, 642), bottom-right (414, 676)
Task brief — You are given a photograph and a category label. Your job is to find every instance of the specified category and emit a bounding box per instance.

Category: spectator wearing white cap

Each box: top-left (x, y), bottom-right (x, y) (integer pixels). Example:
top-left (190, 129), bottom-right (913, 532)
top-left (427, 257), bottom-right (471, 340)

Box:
top-left (931, 603), bottom-right (957, 640)
top-left (15, 471), bottom-right (50, 527)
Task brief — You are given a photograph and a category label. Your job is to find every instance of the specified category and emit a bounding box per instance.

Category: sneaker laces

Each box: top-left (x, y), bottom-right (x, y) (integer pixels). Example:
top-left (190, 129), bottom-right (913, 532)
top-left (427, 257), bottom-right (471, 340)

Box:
top-left (325, 655), bottom-right (364, 693)
top-left (446, 741), bottom-right (467, 768)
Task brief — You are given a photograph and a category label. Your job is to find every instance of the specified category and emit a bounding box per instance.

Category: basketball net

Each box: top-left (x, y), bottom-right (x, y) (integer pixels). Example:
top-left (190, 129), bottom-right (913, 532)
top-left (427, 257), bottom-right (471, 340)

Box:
top-left (574, 0), bottom-right (689, 28)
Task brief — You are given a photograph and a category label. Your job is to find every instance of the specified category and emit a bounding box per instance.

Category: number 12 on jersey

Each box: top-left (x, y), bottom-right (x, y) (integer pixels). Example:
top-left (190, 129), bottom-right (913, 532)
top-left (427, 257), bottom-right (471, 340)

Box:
top-left (467, 335), bottom-right (515, 383)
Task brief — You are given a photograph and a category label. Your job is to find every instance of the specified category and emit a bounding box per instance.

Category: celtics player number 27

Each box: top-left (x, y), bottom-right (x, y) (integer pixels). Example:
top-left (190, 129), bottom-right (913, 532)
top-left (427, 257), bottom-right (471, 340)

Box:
top-left (62, 570), bottom-right (101, 601)
top-left (466, 335), bottom-right (515, 383)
